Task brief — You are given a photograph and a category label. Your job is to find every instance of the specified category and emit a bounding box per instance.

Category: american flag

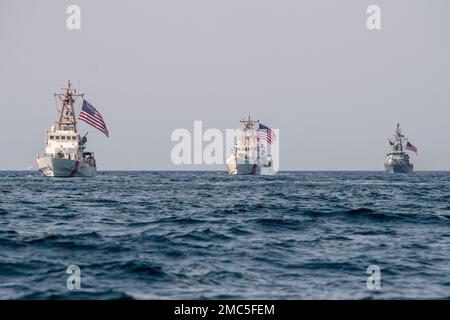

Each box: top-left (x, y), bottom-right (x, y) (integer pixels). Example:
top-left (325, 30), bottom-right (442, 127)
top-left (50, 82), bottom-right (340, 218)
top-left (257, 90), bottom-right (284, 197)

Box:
top-left (405, 141), bottom-right (418, 154)
top-left (258, 123), bottom-right (276, 144)
top-left (79, 100), bottom-right (109, 137)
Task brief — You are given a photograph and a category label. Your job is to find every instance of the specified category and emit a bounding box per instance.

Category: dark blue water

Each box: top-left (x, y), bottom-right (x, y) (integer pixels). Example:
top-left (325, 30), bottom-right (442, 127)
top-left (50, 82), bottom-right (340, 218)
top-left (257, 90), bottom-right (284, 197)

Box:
top-left (1, 171), bottom-right (450, 299)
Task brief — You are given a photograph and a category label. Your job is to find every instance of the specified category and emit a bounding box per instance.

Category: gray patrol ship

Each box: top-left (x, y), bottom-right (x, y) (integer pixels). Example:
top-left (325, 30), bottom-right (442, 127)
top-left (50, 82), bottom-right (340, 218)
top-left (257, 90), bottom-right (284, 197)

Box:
top-left (384, 123), bottom-right (418, 173)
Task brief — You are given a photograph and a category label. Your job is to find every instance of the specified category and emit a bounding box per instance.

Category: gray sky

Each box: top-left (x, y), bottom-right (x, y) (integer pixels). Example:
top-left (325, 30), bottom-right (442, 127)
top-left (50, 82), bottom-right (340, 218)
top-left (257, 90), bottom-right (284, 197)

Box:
top-left (1, 0), bottom-right (449, 170)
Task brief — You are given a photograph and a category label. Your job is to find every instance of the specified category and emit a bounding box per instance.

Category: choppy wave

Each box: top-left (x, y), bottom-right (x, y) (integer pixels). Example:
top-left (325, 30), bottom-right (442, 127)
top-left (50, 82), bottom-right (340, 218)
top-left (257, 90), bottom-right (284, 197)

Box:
top-left (1, 171), bottom-right (450, 299)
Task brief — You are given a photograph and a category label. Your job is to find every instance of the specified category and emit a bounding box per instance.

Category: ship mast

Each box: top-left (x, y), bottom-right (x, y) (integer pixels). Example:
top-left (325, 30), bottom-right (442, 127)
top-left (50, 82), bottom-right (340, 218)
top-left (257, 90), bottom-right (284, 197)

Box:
top-left (54, 80), bottom-right (84, 132)
top-left (240, 116), bottom-right (259, 160)
top-left (393, 123), bottom-right (407, 152)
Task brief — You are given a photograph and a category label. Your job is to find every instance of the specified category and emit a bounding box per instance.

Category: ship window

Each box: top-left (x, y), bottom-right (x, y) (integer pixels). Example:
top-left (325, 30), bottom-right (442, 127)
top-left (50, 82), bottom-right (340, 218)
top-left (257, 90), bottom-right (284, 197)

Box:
top-left (49, 135), bottom-right (55, 140)
top-left (71, 136), bottom-right (77, 140)
top-left (61, 136), bottom-right (66, 140)
top-left (55, 136), bottom-right (60, 140)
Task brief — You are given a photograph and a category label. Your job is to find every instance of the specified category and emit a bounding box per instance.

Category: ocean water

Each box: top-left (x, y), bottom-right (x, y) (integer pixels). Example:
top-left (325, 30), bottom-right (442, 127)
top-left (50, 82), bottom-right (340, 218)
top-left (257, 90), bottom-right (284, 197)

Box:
top-left (0, 171), bottom-right (450, 300)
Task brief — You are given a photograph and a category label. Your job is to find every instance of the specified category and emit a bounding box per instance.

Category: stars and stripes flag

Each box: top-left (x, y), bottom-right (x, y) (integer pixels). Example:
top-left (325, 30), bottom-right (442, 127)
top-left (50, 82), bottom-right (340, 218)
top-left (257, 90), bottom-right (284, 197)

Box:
top-left (79, 100), bottom-right (109, 137)
top-left (258, 123), bottom-right (276, 144)
top-left (405, 141), bottom-right (418, 154)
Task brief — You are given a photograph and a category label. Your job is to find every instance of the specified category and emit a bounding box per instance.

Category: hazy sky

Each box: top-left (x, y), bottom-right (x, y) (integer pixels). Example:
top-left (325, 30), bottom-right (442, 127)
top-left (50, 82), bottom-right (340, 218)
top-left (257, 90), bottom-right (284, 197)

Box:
top-left (1, 0), bottom-right (449, 170)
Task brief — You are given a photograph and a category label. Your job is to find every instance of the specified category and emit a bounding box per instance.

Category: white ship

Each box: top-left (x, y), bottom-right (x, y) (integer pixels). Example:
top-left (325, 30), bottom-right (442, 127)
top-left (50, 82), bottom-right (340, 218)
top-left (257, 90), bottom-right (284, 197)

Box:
top-left (36, 81), bottom-right (97, 177)
top-left (384, 123), bottom-right (417, 173)
top-left (226, 117), bottom-right (277, 175)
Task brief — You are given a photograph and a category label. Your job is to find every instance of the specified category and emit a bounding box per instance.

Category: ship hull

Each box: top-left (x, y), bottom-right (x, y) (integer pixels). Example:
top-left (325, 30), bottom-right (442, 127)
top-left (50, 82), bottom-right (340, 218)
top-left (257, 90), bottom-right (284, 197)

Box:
top-left (384, 163), bottom-right (413, 173)
top-left (226, 162), bottom-right (276, 176)
top-left (37, 157), bottom-right (96, 177)
top-left (229, 163), bottom-right (257, 175)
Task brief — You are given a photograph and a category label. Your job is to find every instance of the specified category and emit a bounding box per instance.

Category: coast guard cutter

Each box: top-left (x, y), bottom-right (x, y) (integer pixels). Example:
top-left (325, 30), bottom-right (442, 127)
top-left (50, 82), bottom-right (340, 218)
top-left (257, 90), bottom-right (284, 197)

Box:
top-left (384, 123), bottom-right (418, 173)
top-left (226, 116), bottom-right (277, 175)
top-left (36, 81), bottom-right (109, 177)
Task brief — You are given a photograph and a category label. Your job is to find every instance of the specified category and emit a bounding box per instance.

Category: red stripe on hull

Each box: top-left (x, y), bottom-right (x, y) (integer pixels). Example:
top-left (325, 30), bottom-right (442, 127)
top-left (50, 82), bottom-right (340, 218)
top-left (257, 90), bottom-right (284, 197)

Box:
top-left (69, 161), bottom-right (80, 177)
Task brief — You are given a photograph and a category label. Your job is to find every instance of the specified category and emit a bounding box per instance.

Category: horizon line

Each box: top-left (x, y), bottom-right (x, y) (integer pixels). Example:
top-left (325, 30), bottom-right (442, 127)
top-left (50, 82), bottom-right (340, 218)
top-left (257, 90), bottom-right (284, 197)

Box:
top-left (3, 169), bottom-right (450, 173)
